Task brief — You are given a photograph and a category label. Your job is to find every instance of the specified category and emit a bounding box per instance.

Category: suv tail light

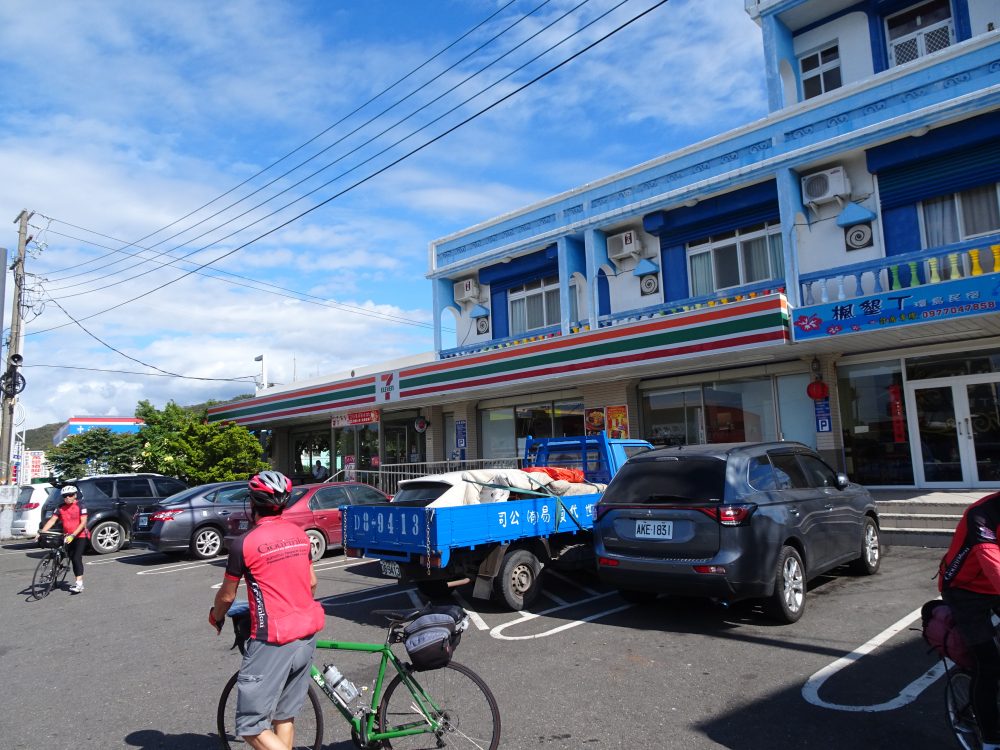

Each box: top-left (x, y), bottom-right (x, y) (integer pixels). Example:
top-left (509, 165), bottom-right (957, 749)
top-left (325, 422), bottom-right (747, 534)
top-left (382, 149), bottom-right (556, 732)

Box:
top-left (696, 503), bottom-right (757, 526)
top-left (150, 509), bottom-right (184, 522)
top-left (21, 502), bottom-right (39, 510)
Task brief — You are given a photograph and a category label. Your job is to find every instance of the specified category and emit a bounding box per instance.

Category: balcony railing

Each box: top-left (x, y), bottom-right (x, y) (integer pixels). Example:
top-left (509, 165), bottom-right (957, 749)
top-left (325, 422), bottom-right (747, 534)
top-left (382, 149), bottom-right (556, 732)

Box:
top-left (438, 278), bottom-right (786, 360)
top-left (800, 240), bottom-right (1000, 306)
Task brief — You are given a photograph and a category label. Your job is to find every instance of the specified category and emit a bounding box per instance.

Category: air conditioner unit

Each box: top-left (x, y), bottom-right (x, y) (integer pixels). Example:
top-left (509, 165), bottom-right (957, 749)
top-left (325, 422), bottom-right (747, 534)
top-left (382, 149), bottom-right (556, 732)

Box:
top-left (801, 166), bottom-right (851, 205)
top-left (453, 279), bottom-right (480, 304)
top-left (608, 230), bottom-right (641, 261)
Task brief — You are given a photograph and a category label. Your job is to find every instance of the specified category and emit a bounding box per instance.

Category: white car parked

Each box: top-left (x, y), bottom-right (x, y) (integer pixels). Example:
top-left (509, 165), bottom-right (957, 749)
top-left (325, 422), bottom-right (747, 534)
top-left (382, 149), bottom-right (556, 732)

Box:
top-left (10, 483), bottom-right (53, 539)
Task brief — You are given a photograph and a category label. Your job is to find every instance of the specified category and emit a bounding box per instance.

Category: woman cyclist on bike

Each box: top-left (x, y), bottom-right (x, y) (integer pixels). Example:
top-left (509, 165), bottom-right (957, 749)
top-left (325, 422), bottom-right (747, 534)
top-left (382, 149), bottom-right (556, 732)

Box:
top-left (36, 485), bottom-right (89, 593)
top-left (940, 490), bottom-right (1000, 750)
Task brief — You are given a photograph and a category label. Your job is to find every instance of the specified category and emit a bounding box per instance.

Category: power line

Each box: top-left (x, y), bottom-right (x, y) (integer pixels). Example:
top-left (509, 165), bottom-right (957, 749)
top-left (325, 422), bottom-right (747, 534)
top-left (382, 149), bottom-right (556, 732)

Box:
top-left (39, 0), bottom-right (523, 280)
top-left (28, 0), bottom-right (669, 335)
top-left (25, 363), bottom-right (257, 382)
top-left (43, 295), bottom-right (259, 382)
top-left (32, 225), bottom-right (445, 331)
top-left (37, 0), bottom-right (613, 310)
top-left (41, 0), bottom-right (570, 297)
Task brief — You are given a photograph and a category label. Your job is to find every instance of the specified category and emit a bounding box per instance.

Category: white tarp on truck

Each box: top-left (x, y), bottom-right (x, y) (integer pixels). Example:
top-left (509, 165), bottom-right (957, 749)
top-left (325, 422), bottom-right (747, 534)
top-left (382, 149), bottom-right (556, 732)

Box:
top-left (397, 468), bottom-right (605, 508)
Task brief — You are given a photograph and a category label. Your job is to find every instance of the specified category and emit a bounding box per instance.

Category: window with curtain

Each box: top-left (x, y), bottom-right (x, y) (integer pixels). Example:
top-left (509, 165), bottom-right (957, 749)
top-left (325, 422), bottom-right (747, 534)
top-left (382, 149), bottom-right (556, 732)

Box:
top-left (508, 275), bottom-right (576, 335)
top-left (920, 182), bottom-right (1000, 248)
top-left (687, 223), bottom-right (783, 296)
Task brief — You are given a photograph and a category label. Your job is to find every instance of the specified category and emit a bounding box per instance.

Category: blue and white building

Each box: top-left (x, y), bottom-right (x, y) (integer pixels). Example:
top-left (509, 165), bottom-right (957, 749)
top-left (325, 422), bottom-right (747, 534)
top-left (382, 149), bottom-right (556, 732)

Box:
top-left (212, 0), bottom-right (1000, 490)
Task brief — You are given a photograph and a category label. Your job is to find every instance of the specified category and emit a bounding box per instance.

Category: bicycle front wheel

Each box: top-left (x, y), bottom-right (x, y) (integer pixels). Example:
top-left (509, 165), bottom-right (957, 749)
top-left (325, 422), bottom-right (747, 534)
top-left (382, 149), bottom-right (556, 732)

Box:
top-left (945, 668), bottom-right (980, 750)
top-left (378, 660), bottom-right (500, 750)
top-left (216, 670), bottom-right (324, 750)
top-left (31, 554), bottom-right (58, 599)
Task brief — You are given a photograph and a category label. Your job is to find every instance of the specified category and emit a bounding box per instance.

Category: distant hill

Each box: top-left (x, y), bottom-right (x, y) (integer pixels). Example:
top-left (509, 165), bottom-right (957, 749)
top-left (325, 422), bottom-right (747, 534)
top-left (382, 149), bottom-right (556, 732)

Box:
top-left (23, 394), bottom-right (255, 452)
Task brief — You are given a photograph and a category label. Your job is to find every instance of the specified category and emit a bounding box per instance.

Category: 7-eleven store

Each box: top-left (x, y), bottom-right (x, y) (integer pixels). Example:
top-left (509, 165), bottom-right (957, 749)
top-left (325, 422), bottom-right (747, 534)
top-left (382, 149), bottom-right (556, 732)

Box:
top-left (207, 297), bottom-right (808, 485)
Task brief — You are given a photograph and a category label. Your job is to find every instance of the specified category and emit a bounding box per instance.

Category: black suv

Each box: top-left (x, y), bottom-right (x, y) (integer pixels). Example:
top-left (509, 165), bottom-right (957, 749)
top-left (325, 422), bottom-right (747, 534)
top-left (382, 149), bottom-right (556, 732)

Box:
top-left (593, 442), bottom-right (880, 623)
top-left (42, 474), bottom-right (189, 554)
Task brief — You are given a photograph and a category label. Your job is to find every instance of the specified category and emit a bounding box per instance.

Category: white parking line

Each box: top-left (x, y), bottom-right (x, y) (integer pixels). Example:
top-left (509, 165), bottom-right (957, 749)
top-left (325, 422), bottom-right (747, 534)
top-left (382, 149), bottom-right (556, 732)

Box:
top-left (490, 591), bottom-right (631, 640)
top-left (313, 559), bottom-right (375, 572)
top-left (319, 585), bottom-right (418, 606)
top-left (137, 558), bottom-right (220, 574)
top-left (801, 606), bottom-right (946, 712)
top-left (453, 592), bottom-right (490, 631)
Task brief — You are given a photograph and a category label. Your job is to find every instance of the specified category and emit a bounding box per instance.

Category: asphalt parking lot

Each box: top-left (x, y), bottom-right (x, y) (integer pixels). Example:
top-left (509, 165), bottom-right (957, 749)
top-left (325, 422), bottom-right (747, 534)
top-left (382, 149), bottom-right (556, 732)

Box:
top-left (0, 540), bottom-right (954, 749)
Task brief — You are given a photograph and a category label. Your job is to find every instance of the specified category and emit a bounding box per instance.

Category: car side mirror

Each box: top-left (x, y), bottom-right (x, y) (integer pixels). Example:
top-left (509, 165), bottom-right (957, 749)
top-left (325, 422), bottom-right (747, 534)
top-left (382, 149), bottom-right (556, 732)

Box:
top-left (835, 473), bottom-right (850, 490)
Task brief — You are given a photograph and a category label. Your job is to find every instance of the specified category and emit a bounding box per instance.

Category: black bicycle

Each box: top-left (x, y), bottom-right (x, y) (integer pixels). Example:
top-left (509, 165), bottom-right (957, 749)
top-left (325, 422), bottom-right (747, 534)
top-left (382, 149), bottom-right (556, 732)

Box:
top-left (31, 531), bottom-right (71, 599)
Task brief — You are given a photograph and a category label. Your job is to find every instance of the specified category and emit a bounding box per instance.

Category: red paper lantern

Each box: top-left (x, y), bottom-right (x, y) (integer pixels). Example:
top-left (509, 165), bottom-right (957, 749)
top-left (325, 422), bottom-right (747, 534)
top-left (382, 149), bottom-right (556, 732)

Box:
top-left (806, 380), bottom-right (829, 400)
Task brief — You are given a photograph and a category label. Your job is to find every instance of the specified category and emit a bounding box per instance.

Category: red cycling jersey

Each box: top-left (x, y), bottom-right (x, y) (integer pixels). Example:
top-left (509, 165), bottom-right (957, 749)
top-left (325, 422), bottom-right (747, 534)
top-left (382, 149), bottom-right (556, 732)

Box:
top-left (54, 503), bottom-right (90, 538)
top-left (939, 491), bottom-right (1000, 596)
top-left (224, 515), bottom-right (325, 644)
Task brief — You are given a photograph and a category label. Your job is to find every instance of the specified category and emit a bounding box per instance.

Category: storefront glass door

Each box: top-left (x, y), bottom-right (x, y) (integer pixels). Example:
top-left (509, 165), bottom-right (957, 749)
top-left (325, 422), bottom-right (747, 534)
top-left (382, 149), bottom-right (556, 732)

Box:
top-left (907, 376), bottom-right (1000, 487)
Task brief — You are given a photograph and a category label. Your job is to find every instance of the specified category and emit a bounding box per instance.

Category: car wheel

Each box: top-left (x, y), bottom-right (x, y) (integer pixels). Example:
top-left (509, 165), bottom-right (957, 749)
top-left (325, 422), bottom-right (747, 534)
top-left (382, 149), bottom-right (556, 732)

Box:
top-left (766, 546), bottom-right (806, 624)
top-left (849, 517), bottom-right (881, 576)
top-left (306, 529), bottom-right (327, 562)
top-left (618, 589), bottom-right (658, 604)
top-left (191, 527), bottom-right (223, 560)
top-left (493, 549), bottom-right (542, 611)
top-left (90, 521), bottom-right (125, 554)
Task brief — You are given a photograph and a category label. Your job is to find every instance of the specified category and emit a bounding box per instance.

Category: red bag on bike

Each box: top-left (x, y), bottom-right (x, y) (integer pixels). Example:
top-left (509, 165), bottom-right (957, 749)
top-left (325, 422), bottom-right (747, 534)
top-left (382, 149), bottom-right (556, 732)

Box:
top-left (921, 599), bottom-right (974, 670)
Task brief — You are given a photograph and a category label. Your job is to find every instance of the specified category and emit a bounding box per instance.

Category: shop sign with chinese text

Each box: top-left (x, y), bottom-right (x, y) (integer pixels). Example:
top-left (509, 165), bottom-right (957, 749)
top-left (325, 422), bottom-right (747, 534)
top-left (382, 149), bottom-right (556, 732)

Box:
top-left (792, 275), bottom-right (999, 342)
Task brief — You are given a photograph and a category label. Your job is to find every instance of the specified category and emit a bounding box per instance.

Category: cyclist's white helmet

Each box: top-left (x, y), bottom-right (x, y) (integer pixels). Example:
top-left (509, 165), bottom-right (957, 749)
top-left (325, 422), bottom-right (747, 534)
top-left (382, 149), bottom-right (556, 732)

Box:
top-left (60, 485), bottom-right (79, 497)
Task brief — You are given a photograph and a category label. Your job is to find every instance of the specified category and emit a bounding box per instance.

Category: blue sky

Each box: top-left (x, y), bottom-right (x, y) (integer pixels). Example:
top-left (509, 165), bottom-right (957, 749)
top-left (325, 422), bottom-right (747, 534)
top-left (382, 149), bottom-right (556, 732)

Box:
top-left (0, 0), bottom-right (766, 430)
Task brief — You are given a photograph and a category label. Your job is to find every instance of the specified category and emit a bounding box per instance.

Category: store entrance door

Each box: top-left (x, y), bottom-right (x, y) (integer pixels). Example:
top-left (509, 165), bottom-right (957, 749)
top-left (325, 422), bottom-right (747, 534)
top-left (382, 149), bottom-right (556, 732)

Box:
top-left (906, 375), bottom-right (1000, 487)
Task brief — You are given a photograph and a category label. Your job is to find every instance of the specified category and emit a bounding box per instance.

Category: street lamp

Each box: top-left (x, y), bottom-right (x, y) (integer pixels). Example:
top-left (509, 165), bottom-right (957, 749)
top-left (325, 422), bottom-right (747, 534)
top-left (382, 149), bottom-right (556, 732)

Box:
top-left (254, 354), bottom-right (267, 393)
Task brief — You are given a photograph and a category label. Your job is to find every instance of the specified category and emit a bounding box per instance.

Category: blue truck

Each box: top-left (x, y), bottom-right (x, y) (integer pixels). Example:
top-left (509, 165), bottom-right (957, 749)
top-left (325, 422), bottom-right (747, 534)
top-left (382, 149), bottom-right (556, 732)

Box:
top-left (343, 432), bottom-right (651, 610)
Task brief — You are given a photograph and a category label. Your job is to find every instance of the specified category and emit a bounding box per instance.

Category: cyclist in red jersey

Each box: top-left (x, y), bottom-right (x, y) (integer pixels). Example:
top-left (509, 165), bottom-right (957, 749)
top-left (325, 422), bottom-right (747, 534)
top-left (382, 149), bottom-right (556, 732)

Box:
top-left (940, 491), bottom-right (1000, 750)
top-left (210, 471), bottom-right (325, 750)
top-left (36, 485), bottom-right (89, 593)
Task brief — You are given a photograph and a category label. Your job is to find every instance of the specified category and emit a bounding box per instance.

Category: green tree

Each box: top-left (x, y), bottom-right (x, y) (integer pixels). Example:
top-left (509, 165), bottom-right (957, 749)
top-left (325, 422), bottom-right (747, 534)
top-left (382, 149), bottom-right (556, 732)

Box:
top-left (46, 428), bottom-right (141, 478)
top-left (134, 400), bottom-right (268, 484)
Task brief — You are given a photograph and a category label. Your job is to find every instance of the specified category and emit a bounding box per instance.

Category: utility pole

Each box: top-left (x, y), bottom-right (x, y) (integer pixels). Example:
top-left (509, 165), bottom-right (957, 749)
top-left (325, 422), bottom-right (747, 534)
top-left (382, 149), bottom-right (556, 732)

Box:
top-left (0, 210), bottom-right (31, 484)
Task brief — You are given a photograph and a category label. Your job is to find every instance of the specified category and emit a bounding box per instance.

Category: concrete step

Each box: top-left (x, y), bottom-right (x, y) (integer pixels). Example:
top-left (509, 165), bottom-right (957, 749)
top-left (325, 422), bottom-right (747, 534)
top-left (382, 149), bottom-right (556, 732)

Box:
top-left (881, 527), bottom-right (952, 548)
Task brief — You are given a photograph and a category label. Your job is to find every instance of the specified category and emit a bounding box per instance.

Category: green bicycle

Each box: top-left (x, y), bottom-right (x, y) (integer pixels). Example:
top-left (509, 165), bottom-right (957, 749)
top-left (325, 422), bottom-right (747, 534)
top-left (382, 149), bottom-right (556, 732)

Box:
top-left (216, 603), bottom-right (501, 749)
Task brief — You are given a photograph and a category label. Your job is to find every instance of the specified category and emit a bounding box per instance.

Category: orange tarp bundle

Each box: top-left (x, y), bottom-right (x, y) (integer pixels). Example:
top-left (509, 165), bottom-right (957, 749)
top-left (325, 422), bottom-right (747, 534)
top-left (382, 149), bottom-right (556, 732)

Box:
top-left (523, 466), bottom-right (585, 483)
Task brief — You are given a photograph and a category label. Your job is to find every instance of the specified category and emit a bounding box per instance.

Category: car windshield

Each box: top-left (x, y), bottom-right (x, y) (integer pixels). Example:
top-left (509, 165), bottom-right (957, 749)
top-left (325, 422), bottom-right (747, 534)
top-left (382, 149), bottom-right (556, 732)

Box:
top-left (600, 457), bottom-right (726, 504)
top-left (391, 482), bottom-right (451, 507)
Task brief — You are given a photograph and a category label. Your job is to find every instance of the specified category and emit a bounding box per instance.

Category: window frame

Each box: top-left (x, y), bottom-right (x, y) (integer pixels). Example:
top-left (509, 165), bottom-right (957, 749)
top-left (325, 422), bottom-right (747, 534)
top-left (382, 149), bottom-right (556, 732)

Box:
top-left (918, 182), bottom-right (1000, 248)
top-left (686, 223), bottom-right (783, 297)
top-left (799, 41), bottom-right (842, 100)
top-left (884, 0), bottom-right (954, 67)
top-left (507, 275), bottom-right (577, 336)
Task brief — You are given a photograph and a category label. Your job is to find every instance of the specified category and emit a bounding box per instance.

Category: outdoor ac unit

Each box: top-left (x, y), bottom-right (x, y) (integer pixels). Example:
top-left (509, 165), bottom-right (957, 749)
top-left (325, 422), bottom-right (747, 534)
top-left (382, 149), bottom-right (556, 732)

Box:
top-left (608, 230), bottom-right (641, 261)
top-left (801, 166), bottom-right (851, 205)
top-left (453, 279), bottom-right (480, 304)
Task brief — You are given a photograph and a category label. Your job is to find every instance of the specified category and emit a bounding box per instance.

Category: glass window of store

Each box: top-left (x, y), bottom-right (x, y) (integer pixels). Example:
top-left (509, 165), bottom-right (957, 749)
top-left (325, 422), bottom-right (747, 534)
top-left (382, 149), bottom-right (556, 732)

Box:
top-left (480, 399), bottom-right (584, 458)
top-left (332, 427), bottom-right (356, 477)
top-left (291, 428), bottom-right (331, 485)
top-left (704, 378), bottom-right (777, 443)
top-left (641, 388), bottom-right (704, 447)
top-left (837, 360), bottom-right (913, 485)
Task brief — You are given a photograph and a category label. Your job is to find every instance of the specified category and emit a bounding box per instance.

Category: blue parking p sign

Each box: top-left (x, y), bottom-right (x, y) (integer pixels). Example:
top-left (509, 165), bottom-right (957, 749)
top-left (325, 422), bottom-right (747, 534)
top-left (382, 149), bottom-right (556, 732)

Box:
top-left (814, 398), bottom-right (831, 433)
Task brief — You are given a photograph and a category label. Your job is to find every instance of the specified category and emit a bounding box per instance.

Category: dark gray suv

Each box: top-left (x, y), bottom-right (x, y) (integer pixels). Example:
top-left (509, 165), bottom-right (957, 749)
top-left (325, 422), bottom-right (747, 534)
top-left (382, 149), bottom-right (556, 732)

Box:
top-left (593, 442), bottom-right (880, 623)
top-left (42, 474), bottom-right (189, 554)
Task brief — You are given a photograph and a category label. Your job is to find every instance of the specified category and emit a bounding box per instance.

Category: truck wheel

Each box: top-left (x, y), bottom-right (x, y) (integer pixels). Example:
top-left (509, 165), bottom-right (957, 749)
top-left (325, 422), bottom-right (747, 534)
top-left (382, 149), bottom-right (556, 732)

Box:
top-left (416, 580), bottom-right (452, 600)
top-left (494, 549), bottom-right (541, 611)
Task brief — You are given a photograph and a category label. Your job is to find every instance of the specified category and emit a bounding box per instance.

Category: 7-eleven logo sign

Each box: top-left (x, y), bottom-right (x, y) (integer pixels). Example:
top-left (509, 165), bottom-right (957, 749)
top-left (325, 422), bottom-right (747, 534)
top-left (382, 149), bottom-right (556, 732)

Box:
top-left (376, 371), bottom-right (398, 403)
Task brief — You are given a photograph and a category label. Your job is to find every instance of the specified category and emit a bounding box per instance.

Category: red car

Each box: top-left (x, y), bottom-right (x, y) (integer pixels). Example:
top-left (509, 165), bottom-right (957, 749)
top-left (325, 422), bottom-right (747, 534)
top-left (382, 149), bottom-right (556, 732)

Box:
top-left (223, 482), bottom-right (391, 561)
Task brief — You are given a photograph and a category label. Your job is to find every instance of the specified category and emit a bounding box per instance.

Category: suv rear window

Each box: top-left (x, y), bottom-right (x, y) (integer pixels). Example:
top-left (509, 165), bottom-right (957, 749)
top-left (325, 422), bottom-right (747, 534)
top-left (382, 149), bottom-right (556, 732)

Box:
top-left (601, 457), bottom-right (726, 504)
top-left (392, 482), bottom-right (451, 507)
